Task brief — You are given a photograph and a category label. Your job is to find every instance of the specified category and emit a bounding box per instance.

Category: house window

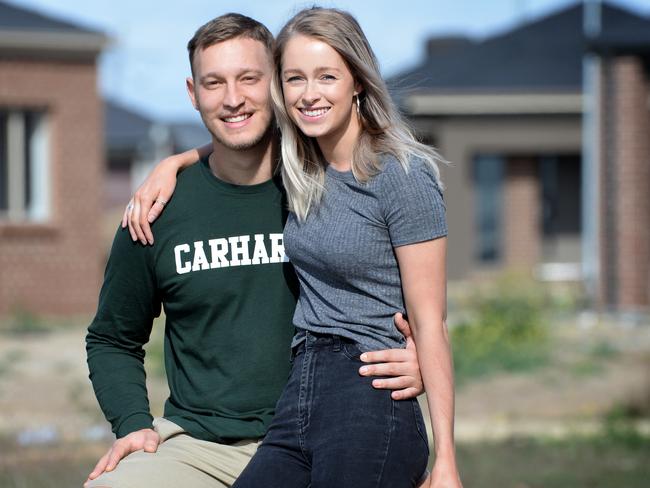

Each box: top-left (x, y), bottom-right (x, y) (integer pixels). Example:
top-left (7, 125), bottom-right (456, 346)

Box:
top-left (539, 154), bottom-right (582, 268)
top-left (0, 109), bottom-right (50, 222)
top-left (473, 154), bottom-right (504, 263)
top-left (540, 155), bottom-right (581, 238)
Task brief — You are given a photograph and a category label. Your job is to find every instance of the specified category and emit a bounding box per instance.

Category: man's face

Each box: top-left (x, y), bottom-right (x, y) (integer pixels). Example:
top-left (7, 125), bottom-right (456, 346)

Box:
top-left (187, 37), bottom-right (274, 151)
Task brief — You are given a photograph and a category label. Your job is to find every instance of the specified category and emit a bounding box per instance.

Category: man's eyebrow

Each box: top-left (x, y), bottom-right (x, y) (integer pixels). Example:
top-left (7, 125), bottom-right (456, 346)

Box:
top-left (200, 69), bottom-right (265, 82)
top-left (240, 69), bottom-right (265, 77)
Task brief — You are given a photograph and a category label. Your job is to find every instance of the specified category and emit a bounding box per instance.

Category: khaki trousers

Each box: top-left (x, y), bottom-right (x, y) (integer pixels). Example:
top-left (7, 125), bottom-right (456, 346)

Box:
top-left (86, 418), bottom-right (261, 488)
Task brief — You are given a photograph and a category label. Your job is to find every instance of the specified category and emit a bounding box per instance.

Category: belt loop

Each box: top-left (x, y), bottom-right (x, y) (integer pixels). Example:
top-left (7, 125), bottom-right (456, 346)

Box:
top-left (332, 335), bottom-right (341, 352)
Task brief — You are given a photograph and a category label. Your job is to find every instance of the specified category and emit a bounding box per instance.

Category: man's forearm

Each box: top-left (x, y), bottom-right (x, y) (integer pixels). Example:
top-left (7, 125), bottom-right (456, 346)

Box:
top-left (87, 335), bottom-right (154, 438)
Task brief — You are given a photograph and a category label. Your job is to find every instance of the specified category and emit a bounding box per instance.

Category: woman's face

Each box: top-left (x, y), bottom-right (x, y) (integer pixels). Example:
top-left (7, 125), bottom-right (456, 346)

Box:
top-left (281, 34), bottom-right (360, 144)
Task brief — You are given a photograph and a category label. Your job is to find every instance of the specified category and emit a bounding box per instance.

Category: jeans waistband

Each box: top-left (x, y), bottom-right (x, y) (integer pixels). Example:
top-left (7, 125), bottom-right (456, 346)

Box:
top-left (303, 330), bottom-right (350, 351)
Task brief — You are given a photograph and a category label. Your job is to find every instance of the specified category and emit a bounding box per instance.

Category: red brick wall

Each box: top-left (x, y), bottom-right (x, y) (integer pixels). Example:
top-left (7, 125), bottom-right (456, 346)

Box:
top-left (612, 56), bottom-right (650, 311)
top-left (504, 157), bottom-right (540, 270)
top-left (0, 58), bottom-right (104, 316)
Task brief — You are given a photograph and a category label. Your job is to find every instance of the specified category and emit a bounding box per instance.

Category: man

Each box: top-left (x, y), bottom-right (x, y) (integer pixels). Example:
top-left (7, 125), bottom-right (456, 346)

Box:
top-left (85, 13), bottom-right (422, 488)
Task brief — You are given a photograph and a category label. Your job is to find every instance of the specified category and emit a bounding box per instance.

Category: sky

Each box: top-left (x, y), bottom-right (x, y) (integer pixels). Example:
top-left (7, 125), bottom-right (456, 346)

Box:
top-left (7, 0), bottom-right (650, 122)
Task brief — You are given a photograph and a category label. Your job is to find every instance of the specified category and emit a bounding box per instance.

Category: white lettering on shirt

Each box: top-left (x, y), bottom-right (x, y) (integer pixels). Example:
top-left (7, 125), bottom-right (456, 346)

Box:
top-left (174, 243), bottom-right (192, 275)
top-left (174, 233), bottom-right (287, 275)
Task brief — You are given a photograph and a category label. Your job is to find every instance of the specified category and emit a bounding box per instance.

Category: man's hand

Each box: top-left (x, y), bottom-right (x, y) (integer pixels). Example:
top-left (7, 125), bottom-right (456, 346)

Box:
top-left (84, 428), bottom-right (160, 486)
top-left (358, 312), bottom-right (424, 400)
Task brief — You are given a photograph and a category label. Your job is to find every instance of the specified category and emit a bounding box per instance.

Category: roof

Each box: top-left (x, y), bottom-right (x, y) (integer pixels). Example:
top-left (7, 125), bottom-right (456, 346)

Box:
top-left (105, 100), bottom-right (208, 155)
top-left (0, 1), bottom-right (100, 33)
top-left (390, 1), bottom-right (650, 95)
top-left (0, 1), bottom-right (107, 58)
top-left (588, 2), bottom-right (650, 53)
top-left (105, 100), bottom-right (154, 153)
top-left (168, 122), bottom-right (210, 152)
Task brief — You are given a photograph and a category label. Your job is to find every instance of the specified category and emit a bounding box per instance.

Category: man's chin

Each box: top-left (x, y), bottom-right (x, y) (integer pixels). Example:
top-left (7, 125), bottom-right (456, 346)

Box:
top-left (211, 127), bottom-right (273, 152)
top-left (219, 139), bottom-right (264, 151)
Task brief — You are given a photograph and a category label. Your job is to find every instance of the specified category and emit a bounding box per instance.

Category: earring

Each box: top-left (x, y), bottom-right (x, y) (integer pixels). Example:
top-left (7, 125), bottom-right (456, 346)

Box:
top-left (355, 94), bottom-right (361, 116)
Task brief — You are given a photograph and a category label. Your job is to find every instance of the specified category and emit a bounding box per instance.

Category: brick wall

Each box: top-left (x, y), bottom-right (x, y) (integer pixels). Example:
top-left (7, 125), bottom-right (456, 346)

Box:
top-left (504, 157), bottom-right (540, 270)
top-left (612, 56), bottom-right (650, 311)
top-left (0, 58), bottom-right (104, 316)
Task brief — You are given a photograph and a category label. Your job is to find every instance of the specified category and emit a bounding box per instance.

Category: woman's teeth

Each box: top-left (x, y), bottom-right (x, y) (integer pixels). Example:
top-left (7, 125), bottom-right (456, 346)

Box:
top-left (301, 108), bottom-right (329, 117)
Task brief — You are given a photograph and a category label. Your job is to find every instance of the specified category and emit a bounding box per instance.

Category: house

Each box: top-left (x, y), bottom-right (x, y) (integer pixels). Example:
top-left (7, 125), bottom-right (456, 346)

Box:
top-left (103, 99), bottom-right (208, 216)
top-left (0, 1), bottom-right (108, 316)
top-left (392, 1), bottom-right (650, 314)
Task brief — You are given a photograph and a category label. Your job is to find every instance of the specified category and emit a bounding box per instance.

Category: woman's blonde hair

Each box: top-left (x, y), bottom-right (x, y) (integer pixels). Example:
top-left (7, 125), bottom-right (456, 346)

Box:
top-left (271, 7), bottom-right (447, 221)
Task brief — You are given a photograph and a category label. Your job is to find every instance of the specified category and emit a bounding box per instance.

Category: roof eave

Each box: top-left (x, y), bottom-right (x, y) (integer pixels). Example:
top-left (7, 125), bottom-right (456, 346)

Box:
top-left (586, 38), bottom-right (650, 56)
top-left (0, 29), bottom-right (110, 59)
top-left (401, 91), bottom-right (583, 116)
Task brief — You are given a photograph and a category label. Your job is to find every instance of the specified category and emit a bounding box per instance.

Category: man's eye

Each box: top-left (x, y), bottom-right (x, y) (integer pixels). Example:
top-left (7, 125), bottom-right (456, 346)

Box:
top-left (242, 77), bottom-right (258, 83)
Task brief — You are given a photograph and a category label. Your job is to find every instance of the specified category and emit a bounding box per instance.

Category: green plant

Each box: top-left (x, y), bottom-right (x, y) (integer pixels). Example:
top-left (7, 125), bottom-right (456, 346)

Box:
top-left (451, 275), bottom-right (550, 383)
top-left (144, 319), bottom-right (166, 378)
top-left (1, 305), bottom-right (48, 335)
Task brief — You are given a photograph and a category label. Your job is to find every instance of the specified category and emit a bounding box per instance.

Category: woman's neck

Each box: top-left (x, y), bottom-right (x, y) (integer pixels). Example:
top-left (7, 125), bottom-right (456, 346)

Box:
top-left (317, 112), bottom-right (361, 172)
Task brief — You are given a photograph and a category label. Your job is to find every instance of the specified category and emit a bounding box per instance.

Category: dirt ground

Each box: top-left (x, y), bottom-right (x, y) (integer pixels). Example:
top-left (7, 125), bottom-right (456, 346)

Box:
top-left (0, 316), bottom-right (649, 447)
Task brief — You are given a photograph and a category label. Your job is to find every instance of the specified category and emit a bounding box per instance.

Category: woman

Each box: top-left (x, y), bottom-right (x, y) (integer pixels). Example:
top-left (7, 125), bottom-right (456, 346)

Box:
top-left (127, 8), bottom-right (461, 488)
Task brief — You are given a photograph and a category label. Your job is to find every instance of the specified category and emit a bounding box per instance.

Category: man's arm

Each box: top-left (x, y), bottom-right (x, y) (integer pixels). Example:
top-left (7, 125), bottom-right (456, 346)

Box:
top-left (359, 312), bottom-right (424, 400)
top-left (85, 226), bottom-right (162, 483)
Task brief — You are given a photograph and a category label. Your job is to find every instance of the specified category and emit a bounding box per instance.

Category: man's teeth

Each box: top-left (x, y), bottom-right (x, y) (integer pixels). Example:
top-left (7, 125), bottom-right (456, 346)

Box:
top-left (302, 108), bottom-right (329, 117)
top-left (224, 114), bottom-right (251, 123)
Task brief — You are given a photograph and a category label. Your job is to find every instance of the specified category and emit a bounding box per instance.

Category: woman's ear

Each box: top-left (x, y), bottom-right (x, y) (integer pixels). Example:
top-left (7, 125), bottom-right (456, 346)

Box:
top-left (354, 80), bottom-right (364, 97)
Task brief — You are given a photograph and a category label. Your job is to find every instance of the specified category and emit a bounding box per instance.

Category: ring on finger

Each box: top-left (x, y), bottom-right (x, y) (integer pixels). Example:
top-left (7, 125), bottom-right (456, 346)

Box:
top-left (155, 199), bottom-right (168, 207)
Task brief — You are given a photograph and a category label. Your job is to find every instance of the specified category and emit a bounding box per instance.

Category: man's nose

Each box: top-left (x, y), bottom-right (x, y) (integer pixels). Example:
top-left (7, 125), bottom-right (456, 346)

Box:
top-left (223, 85), bottom-right (245, 110)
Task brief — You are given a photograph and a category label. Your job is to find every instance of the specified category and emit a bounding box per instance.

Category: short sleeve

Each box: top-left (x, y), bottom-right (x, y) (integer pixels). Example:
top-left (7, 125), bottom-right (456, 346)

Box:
top-left (379, 157), bottom-right (448, 247)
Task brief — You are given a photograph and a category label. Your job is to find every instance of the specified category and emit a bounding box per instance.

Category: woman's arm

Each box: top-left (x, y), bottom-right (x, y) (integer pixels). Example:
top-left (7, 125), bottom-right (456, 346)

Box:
top-left (395, 237), bottom-right (462, 488)
top-left (123, 143), bottom-right (212, 245)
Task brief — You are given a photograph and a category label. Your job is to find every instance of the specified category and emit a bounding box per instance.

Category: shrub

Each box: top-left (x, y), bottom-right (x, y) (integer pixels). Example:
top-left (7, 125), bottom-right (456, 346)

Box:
top-left (451, 275), bottom-right (550, 383)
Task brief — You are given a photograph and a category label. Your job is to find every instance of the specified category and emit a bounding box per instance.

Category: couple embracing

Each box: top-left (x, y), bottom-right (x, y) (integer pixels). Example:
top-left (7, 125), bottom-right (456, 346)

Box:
top-left (86, 7), bottom-right (461, 488)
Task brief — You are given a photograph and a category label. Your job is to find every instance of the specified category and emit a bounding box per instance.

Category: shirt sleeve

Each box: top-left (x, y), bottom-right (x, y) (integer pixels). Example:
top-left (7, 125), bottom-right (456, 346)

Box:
top-left (379, 157), bottom-right (448, 247)
top-left (86, 226), bottom-right (162, 438)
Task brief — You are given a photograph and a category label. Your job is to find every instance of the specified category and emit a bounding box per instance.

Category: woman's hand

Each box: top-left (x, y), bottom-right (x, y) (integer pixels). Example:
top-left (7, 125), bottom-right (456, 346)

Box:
top-left (122, 144), bottom-right (210, 244)
top-left (122, 156), bottom-right (179, 245)
top-left (419, 459), bottom-right (463, 488)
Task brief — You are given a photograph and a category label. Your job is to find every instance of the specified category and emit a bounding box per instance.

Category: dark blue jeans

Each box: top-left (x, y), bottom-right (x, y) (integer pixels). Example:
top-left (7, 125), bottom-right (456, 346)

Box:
top-left (233, 331), bottom-right (430, 488)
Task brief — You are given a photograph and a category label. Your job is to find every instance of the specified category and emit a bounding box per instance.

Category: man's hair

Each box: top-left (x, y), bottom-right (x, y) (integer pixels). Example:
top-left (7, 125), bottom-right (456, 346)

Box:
top-left (187, 13), bottom-right (275, 77)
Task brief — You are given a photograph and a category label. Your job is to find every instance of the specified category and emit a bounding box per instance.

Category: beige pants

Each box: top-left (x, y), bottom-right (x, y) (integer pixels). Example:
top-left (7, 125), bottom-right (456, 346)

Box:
top-left (86, 418), bottom-right (261, 488)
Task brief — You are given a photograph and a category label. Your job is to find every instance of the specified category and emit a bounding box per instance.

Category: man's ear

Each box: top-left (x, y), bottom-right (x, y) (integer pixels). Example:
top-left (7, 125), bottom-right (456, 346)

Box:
top-left (186, 77), bottom-right (199, 110)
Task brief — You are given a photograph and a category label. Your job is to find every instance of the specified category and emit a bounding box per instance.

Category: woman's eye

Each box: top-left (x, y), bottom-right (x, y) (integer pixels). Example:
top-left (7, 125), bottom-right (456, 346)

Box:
top-left (286, 76), bottom-right (303, 83)
top-left (321, 74), bottom-right (336, 81)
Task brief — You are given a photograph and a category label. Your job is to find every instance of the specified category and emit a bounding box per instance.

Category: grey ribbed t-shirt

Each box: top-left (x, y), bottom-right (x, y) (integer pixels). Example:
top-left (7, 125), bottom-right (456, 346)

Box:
top-left (284, 156), bottom-right (447, 352)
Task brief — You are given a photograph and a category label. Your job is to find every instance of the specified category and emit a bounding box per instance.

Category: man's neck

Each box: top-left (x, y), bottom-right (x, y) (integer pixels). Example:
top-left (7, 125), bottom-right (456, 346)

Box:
top-left (209, 134), bottom-right (277, 185)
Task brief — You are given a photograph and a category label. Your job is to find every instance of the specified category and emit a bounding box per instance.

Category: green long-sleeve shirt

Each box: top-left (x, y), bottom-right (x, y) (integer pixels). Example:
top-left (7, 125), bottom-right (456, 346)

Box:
top-left (87, 157), bottom-right (298, 442)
